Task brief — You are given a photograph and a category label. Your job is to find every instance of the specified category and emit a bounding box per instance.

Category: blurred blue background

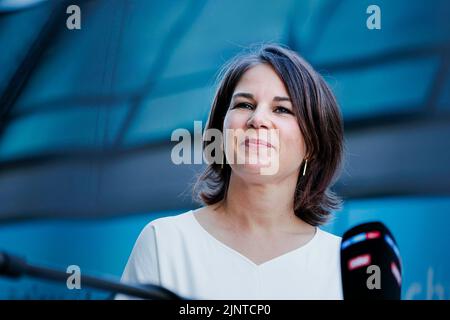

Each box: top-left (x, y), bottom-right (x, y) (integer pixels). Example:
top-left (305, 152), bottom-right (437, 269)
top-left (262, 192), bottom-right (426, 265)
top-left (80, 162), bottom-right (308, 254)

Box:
top-left (0, 0), bottom-right (449, 299)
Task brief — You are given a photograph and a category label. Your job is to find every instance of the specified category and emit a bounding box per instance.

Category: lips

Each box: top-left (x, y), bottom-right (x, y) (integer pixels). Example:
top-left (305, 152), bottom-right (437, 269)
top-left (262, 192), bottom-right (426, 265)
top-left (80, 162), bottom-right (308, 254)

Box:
top-left (243, 138), bottom-right (274, 148)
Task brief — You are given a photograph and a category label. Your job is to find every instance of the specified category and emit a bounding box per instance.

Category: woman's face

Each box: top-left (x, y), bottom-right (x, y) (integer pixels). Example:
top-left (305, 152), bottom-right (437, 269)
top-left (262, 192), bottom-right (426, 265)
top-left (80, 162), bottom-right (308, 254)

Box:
top-left (223, 63), bottom-right (307, 181)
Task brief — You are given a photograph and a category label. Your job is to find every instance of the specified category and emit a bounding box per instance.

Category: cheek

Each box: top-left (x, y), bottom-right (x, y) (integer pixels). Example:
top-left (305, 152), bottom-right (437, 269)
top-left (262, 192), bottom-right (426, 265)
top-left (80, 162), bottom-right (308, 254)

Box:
top-left (223, 112), bottom-right (246, 130)
top-left (280, 126), bottom-right (306, 159)
top-left (223, 113), bottom-right (244, 152)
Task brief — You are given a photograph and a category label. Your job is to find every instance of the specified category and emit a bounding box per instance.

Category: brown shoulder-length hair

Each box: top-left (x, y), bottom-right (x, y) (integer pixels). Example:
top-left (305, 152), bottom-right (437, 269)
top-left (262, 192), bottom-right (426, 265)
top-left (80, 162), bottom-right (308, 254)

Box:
top-left (192, 44), bottom-right (344, 226)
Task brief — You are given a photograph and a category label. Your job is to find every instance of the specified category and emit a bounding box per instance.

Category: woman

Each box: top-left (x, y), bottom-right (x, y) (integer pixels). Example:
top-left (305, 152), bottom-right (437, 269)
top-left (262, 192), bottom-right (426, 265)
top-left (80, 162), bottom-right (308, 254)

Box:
top-left (118, 44), bottom-right (344, 300)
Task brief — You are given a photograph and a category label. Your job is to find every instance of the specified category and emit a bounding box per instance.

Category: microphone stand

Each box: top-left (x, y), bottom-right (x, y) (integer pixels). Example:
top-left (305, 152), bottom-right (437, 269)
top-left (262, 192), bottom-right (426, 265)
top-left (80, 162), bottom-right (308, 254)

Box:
top-left (0, 252), bottom-right (183, 300)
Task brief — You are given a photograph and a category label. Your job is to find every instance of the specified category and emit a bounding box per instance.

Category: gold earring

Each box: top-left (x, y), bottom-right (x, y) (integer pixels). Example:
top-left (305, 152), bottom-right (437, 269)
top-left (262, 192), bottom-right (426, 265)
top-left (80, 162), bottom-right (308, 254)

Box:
top-left (221, 144), bottom-right (225, 169)
top-left (302, 158), bottom-right (308, 176)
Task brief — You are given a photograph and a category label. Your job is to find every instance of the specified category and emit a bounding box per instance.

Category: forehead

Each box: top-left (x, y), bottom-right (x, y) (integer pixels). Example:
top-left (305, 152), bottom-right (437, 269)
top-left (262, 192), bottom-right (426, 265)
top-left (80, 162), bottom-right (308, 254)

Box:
top-left (233, 63), bottom-right (289, 98)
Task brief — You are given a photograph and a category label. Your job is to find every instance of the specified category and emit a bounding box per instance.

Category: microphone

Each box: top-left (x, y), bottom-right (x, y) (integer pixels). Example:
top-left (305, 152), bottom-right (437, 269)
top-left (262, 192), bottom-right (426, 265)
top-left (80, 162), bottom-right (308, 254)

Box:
top-left (0, 251), bottom-right (183, 300)
top-left (340, 222), bottom-right (402, 300)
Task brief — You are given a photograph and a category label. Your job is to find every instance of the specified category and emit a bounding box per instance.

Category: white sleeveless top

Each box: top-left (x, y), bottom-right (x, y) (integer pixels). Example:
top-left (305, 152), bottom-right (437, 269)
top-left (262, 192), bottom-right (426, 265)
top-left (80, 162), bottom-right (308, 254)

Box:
top-left (117, 210), bottom-right (343, 300)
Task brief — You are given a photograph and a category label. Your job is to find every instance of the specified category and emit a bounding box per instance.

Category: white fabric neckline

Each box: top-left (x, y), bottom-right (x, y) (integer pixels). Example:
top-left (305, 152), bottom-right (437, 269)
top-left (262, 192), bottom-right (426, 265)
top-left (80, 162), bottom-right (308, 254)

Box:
top-left (188, 210), bottom-right (321, 268)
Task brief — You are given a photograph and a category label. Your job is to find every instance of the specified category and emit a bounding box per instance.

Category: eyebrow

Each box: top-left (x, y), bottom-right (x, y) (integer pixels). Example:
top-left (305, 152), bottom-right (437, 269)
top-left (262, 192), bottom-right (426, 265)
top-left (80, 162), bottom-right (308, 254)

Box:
top-left (232, 92), bottom-right (291, 102)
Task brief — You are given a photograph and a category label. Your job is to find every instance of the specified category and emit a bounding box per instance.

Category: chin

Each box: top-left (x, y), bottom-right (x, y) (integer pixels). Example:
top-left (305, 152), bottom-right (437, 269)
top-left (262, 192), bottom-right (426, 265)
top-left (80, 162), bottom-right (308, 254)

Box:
top-left (233, 162), bottom-right (280, 180)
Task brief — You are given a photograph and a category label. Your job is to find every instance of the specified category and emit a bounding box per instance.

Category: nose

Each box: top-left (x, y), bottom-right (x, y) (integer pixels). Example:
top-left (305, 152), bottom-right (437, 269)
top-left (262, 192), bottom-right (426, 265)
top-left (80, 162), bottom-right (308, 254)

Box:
top-left (246, 105), bottom-right (272, 129)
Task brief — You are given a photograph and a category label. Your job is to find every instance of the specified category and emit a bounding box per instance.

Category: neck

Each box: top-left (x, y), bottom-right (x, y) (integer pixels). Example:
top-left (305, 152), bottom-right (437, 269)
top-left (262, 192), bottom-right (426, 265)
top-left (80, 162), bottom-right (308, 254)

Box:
top-left (217, 172), bottom-right (312, 235)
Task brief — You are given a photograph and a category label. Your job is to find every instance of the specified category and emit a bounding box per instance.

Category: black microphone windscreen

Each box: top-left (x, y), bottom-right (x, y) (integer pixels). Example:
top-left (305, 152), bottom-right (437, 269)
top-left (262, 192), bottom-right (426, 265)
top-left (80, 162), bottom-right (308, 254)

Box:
top-left (340, 222), bottom-right (402, 300)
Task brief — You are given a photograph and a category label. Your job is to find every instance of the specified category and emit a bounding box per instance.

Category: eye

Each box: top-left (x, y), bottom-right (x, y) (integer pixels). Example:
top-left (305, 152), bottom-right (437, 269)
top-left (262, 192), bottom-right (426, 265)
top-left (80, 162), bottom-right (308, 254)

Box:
top-left (274, 106), bottom-right (293, 114)
top-left (233, 102), bottom-right (254, 110)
